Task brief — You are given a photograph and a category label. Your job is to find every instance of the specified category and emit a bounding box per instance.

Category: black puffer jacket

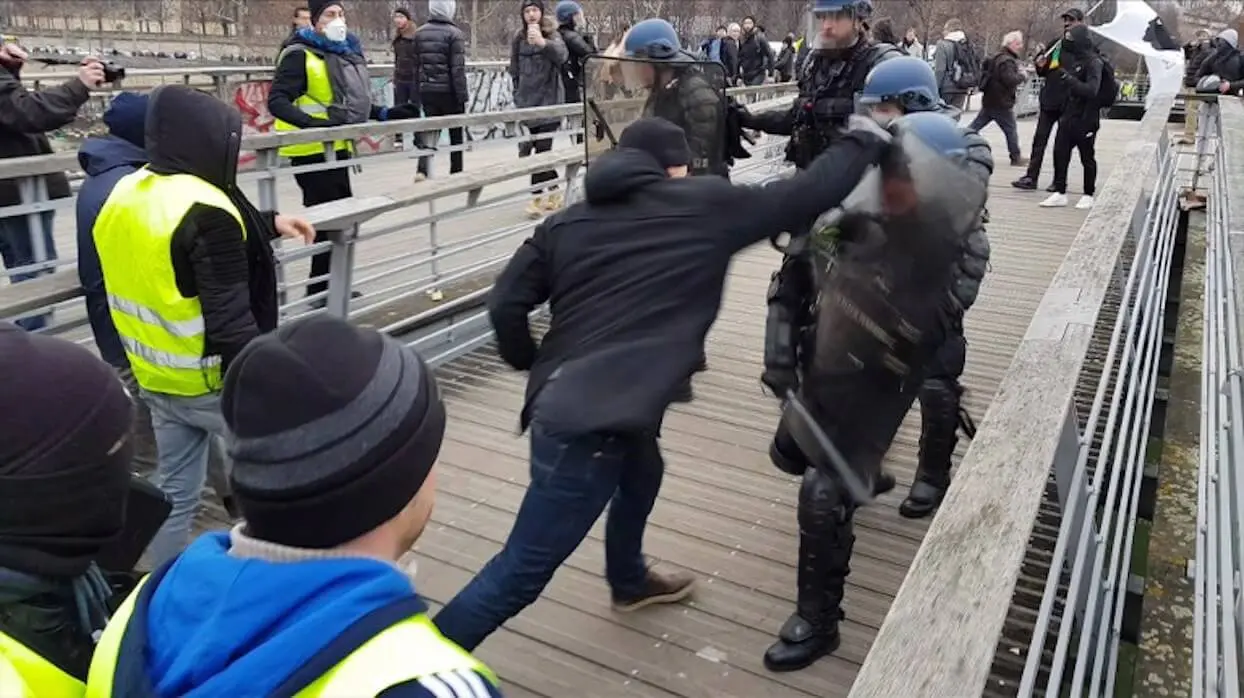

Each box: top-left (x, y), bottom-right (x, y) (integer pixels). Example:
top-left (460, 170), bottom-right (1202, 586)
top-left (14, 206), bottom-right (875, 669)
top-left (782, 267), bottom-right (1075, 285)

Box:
top-left (557, 22), bottom-right (597, 102)
top-left (413, 17), bottom-right (468, 102)
top-left (738, 30), bottom-right (773, 82)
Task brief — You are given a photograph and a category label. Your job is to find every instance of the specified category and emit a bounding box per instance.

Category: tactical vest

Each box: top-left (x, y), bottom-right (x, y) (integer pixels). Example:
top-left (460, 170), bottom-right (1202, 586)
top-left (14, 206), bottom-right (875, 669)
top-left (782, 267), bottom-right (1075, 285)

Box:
top-left (272, 47), bottom-right (355, 158)
top-left (0, 630), bottom-right (84, 698)
top-left (93, 170), bottom-right (245, 397)
top-left (84, 577), bottom-right (499, 697)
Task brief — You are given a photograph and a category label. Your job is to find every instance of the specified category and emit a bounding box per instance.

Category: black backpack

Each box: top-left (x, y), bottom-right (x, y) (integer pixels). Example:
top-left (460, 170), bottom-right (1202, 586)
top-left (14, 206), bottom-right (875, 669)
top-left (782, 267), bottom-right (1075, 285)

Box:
top-left (952, 40), bottom-right (982, 90)
top-left (1096, 55), bottom-right (1119, 107)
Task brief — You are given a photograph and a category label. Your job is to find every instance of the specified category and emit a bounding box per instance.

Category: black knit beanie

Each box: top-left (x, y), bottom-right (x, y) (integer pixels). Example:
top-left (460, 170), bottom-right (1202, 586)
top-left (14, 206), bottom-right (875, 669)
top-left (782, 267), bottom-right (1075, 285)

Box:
top-left (309, 0), bottom-right (343, 24)
top-left (222, 315), bottom-right (446, 549)
top-left (618, 117), bottom-right (692, 169)
top-left (521, 0), bottom-right (545, 15)
top-left (0, 323), bottom-right (134, 578)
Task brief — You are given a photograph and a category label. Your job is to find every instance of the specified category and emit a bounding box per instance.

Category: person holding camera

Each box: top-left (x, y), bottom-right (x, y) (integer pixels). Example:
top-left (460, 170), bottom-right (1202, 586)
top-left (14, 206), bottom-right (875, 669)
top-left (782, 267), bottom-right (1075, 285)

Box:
top-left (0, 43), bottom-right (103, 331)
top-left (268, 0), bottom-right (419, 310)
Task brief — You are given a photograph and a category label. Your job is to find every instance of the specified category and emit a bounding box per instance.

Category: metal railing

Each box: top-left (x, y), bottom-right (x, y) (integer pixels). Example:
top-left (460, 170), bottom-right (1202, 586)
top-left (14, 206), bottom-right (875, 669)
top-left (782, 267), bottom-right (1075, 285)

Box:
top-left (850, 95), bottom-right (1178, 698)
top-left (0, 83), bottom-right (797, 349)
top-left (1195, 95), bottom-right (1244, 698)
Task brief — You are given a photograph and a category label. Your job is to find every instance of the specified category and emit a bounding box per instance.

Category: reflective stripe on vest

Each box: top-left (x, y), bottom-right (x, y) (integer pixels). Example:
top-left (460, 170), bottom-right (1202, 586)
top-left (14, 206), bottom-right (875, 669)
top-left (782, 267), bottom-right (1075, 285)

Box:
top-left (273, 47), bottom-right (354, 158)
top-left (92, 170), bottom-right (244, 397)
top-left (85, 575), bottom-right (499, 697)
top-left (0, 630), bottom-right (86, 698)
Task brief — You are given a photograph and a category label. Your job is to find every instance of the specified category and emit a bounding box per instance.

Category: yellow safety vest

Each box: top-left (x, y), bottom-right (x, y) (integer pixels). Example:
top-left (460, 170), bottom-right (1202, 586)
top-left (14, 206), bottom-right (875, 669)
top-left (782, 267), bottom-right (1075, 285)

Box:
top-left (273, 47), bottom-right (355, 158)
top-left (93, 170), bottom-right (246, 397)
top-left (85, 577), bottom-right (499, 697)
top-left (0, 630), bottom-right (85, 698)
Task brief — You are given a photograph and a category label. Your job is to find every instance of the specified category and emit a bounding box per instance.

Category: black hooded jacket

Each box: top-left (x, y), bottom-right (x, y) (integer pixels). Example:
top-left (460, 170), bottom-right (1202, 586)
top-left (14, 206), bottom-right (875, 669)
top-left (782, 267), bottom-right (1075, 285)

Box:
top-left (145, 86), bottom-right (281, 377)
top-left (1055, 25), bottom-right (1103, 125)
top-left (557, 21), bottom-right (597, 101)
top-left (487, 129), bottom-right (887, 436)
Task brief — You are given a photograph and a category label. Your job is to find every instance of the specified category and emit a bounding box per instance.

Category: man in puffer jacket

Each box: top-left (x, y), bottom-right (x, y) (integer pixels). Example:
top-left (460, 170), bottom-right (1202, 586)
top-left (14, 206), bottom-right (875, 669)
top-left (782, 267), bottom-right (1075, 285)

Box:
top-left (509, 0), bottom-right (568, 218)
top-left (413, 0), bottom-right (468, 174)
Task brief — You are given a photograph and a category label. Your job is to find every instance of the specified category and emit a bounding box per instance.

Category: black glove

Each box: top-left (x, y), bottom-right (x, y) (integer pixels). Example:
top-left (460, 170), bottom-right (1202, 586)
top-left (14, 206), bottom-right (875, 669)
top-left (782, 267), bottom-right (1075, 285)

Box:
top-left (386, 103), bottom-right (422, 120)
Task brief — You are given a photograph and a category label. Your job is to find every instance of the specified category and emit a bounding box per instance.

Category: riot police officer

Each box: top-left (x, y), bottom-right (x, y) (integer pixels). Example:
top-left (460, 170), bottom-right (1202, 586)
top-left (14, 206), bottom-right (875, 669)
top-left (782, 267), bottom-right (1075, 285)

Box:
top-left (617, 18), bottom-right (728, 177)
top-left (857, 56), bottom-right (993, 519)
top-left (739, 0), bottom-right (901, 400)
top-left (760, 57), bottom-right (992, 674)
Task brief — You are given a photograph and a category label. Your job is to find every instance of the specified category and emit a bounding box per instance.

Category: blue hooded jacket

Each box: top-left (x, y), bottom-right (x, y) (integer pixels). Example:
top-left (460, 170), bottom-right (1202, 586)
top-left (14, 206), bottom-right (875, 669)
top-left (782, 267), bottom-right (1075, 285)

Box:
top-left (76, 92), bottom-right (149, 368)
top-left (104, 533), bottom-right (499, 697)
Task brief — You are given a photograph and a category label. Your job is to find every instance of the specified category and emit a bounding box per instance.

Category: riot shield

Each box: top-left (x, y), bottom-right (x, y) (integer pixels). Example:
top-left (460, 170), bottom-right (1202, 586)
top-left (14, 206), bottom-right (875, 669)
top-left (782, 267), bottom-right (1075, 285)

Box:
top-left (582, 54), bottom-right (727, 175)
top-left (782, 121), bottom-right (988, 504)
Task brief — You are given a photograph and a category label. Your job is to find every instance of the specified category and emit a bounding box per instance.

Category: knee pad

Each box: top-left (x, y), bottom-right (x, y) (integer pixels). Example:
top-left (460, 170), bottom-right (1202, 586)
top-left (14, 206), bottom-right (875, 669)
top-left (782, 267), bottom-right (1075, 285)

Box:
top-left (797, 468), bottom-right (852, 533)
top-left (771, 416), bottom-right (810, 476)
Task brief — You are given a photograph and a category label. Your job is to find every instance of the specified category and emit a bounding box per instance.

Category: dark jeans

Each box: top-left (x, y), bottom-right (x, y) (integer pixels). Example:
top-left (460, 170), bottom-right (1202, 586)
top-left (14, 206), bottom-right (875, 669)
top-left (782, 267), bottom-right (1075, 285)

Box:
top-left (0, 210), bottom-right (57, 330)
top-left (968, 106), bottom-right (1021, 160)
top-left (1025, 108), bottom-right (1062, 181)
top-left (291, 150), bottom-right (353, 301)
top-left (393, 81), bottom-right (430, 176)
top-left (942, 91), bottom-right (968, 111)
top-left (421, 92), bottom-right (466, 175)
top-left (519, 122), bottom-right (560, 192)
top-left (434, 423), bottom-right (664, 651)
top-left (1051, 120), bottom-right (1099, 196)
top-left (744, 72), bottom-right (766, 86)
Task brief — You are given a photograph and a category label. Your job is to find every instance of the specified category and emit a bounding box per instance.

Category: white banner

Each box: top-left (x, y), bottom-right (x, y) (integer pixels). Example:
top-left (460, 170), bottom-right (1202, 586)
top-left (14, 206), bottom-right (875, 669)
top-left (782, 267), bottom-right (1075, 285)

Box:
top-left (1089, 0), bottom-right (1185, 109)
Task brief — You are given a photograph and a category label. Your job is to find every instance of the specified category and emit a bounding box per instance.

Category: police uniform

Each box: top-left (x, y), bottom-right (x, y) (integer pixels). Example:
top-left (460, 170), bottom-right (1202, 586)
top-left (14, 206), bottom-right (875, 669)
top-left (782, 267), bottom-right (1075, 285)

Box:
top-left (84, 570), bottom-right (500, 696)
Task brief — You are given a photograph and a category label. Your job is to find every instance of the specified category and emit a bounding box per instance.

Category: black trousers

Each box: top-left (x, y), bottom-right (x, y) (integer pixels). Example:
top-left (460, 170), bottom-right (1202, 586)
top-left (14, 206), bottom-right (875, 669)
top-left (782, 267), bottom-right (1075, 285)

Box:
top-left (291, 149), bottom-right (353, 300)
top-left (1024, 108), bottom-right (1062, 181)
top-left (519, 122), bottom-right (560, 192)
top-left (968, 106), bottom-right (1021, 160)
top-left (914, 317), bottom-right (968, 489)
top-left (421, 92), bottom-right (466, 175)
top-left (1051, 119), bottom-right (1099, 196)
top-left (393, 81), bottom-right (430, 176)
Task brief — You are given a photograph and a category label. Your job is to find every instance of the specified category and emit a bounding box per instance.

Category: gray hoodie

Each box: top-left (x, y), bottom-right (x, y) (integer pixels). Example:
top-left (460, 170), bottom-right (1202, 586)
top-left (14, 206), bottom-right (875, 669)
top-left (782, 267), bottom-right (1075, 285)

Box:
top-left (509, 10), bottom-right (568, 128)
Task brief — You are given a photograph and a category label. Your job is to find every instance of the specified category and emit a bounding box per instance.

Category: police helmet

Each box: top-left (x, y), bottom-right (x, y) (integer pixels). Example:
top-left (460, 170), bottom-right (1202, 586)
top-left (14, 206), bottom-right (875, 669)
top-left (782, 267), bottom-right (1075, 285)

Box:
top-left (859, 57), bottom-right (940, 113)
top-left (812, 0), bottom-right (874, 19)
top-left (624, 18), bottom-right (682, 60)
top-left (555, 1), bottom-right (582, 25)
top-left (892, 112), bottom-right (969, 158)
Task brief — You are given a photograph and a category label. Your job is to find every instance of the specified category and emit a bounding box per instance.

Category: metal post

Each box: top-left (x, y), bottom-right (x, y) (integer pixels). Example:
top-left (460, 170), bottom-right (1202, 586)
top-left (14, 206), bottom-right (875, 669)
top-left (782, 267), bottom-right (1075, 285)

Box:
top-left (18, 176), bottom-right (50, 268)
top-left (324, 224), bottom-right (358, 319)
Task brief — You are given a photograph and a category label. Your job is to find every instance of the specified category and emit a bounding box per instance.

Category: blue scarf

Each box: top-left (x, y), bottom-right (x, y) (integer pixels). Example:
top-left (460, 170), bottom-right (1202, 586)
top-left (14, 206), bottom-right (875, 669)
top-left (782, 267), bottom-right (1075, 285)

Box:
top-left (294, 27), bottom-right (364, 56)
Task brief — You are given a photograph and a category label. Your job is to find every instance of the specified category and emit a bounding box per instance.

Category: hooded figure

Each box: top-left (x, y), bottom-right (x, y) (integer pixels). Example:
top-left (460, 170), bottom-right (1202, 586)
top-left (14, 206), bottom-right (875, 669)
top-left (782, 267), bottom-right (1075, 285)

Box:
top-left (509, 0), bottom-right (569, 217)
top-left (1196, 28), bottom-right (1244, 94)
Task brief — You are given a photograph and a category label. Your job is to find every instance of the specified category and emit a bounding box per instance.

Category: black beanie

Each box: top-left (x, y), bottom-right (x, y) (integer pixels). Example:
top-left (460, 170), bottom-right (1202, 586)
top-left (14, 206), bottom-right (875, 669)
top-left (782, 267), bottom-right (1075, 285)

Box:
top-left (618, 117), bottom-right (692, 169)
top-left (394, 7), bottom-right (412, 21)
top-left (521, 0), bottom-right (545, 15)
top-left (309, 0), bottom-right (343, 24)
top-left (222, 315), bottom-right (446, 549)
top-left (0, 323), bottom-right (133, 578)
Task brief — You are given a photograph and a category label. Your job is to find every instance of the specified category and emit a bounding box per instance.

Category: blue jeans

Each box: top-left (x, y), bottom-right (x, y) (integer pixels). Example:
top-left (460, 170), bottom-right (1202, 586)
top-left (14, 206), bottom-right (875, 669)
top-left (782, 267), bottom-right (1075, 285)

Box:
top-left (434, 424), bottom-right (665, 651)
top-left (0, 211), bottom-right (57, 330)
top-left (141, 390), bottom-right (233, 567)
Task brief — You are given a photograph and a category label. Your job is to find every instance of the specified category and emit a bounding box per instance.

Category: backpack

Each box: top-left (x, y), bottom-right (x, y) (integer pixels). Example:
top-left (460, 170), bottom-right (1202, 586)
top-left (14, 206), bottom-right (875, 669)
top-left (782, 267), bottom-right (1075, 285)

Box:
top-left (951, 39), bottom-right (982, 90)
top-left (1096, 55), bottom-right (1119, 107)
top-left (977, 55), bottom-right (994, 91)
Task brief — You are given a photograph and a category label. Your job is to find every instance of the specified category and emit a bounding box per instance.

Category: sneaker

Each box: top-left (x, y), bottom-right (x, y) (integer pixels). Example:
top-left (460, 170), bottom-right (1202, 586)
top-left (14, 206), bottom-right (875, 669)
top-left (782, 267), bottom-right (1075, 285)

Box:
top-left (525, 196), bottom-right (545, 219)
top-left (1011, 176), bottom-right (1037, 190)
top-left (1040, 193), bottom-right (1069, 207)
top-left (612, 567), bottom-right (697, 612)
top-left (414, 172), bottom-right (428, 182)
top-left (1075, 195), bottom-right (1094, 210)
top-left (1010, 155), bottom-right (1029, 167)
top-left (542, 191), bottom-right (564, 211)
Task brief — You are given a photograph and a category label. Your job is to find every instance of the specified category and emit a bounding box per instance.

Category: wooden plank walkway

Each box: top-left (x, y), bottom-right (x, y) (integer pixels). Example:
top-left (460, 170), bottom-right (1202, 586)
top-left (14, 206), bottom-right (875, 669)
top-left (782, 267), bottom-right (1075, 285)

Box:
top-left (182, 115), bottom-right (1147, 695)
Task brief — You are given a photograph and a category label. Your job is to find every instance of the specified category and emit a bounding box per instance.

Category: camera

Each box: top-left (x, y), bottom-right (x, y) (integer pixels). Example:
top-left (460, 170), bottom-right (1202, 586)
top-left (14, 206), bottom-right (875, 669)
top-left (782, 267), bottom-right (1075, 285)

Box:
top-left (101, 60), bottom-right (126, 83)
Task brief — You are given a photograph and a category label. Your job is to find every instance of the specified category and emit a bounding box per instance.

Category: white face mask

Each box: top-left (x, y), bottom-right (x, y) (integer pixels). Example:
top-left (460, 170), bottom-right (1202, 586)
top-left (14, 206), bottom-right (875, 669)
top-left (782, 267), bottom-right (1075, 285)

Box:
top-left (324, 17), bottom-right (348, 43)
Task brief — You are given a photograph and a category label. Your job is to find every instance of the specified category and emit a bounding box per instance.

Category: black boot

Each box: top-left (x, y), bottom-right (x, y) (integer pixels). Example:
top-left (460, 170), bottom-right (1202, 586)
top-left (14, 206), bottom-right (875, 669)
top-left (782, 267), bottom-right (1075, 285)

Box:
top-left (764, 470), bottom-right (854, 672)
top-left (900, 380), bottom-right (960, 519)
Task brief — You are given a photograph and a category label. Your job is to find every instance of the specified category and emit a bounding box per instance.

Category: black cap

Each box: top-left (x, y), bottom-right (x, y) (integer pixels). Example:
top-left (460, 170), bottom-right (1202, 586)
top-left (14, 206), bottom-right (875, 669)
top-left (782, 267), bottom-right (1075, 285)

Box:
top-left (0, 323), bottom-right (133, 577)
top-left (222, 316), bottom-right (446, 549)
top-left (1061, 8), bottom-right (1085, 21)
top-left (618, 117), bottom-right (692, 169)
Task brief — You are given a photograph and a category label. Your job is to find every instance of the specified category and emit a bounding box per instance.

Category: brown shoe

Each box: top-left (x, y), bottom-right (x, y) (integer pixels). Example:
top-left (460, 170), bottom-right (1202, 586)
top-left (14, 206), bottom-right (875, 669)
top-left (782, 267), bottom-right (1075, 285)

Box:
top-left (612, 566), bottom-right (696, 612)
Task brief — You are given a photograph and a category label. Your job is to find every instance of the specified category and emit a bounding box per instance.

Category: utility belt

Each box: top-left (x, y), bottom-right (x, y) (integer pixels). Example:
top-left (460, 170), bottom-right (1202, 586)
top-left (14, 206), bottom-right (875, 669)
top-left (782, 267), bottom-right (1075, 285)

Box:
top-left (788, 120), bottom-right (844, 169)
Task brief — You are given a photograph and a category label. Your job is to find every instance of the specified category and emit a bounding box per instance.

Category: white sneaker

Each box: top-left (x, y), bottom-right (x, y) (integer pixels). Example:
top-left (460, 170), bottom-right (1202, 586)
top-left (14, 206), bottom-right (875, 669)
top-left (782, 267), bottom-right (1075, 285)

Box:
top-left (1040, 193), bottom-right (1068, 207)
top-left (1075, 195), bottom-right (1094, 210)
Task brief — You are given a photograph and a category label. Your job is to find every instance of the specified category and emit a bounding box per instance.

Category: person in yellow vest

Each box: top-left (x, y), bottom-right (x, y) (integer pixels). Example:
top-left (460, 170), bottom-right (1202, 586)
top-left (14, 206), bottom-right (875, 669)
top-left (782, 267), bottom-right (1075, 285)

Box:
top-left (268, 0), bottom-right (420, 311)
top-left (0, 323), bottom-right (135, 697)
top-left (85, 315), bottom-right (504, 698)
top-left (92, 84), bottom-right (315, 571)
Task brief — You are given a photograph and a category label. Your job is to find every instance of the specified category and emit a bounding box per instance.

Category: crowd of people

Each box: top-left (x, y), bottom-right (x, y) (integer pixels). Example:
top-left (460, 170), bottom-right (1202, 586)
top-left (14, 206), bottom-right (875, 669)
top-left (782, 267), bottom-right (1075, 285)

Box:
top-left (0, 0), bottom-right (1228, 693)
